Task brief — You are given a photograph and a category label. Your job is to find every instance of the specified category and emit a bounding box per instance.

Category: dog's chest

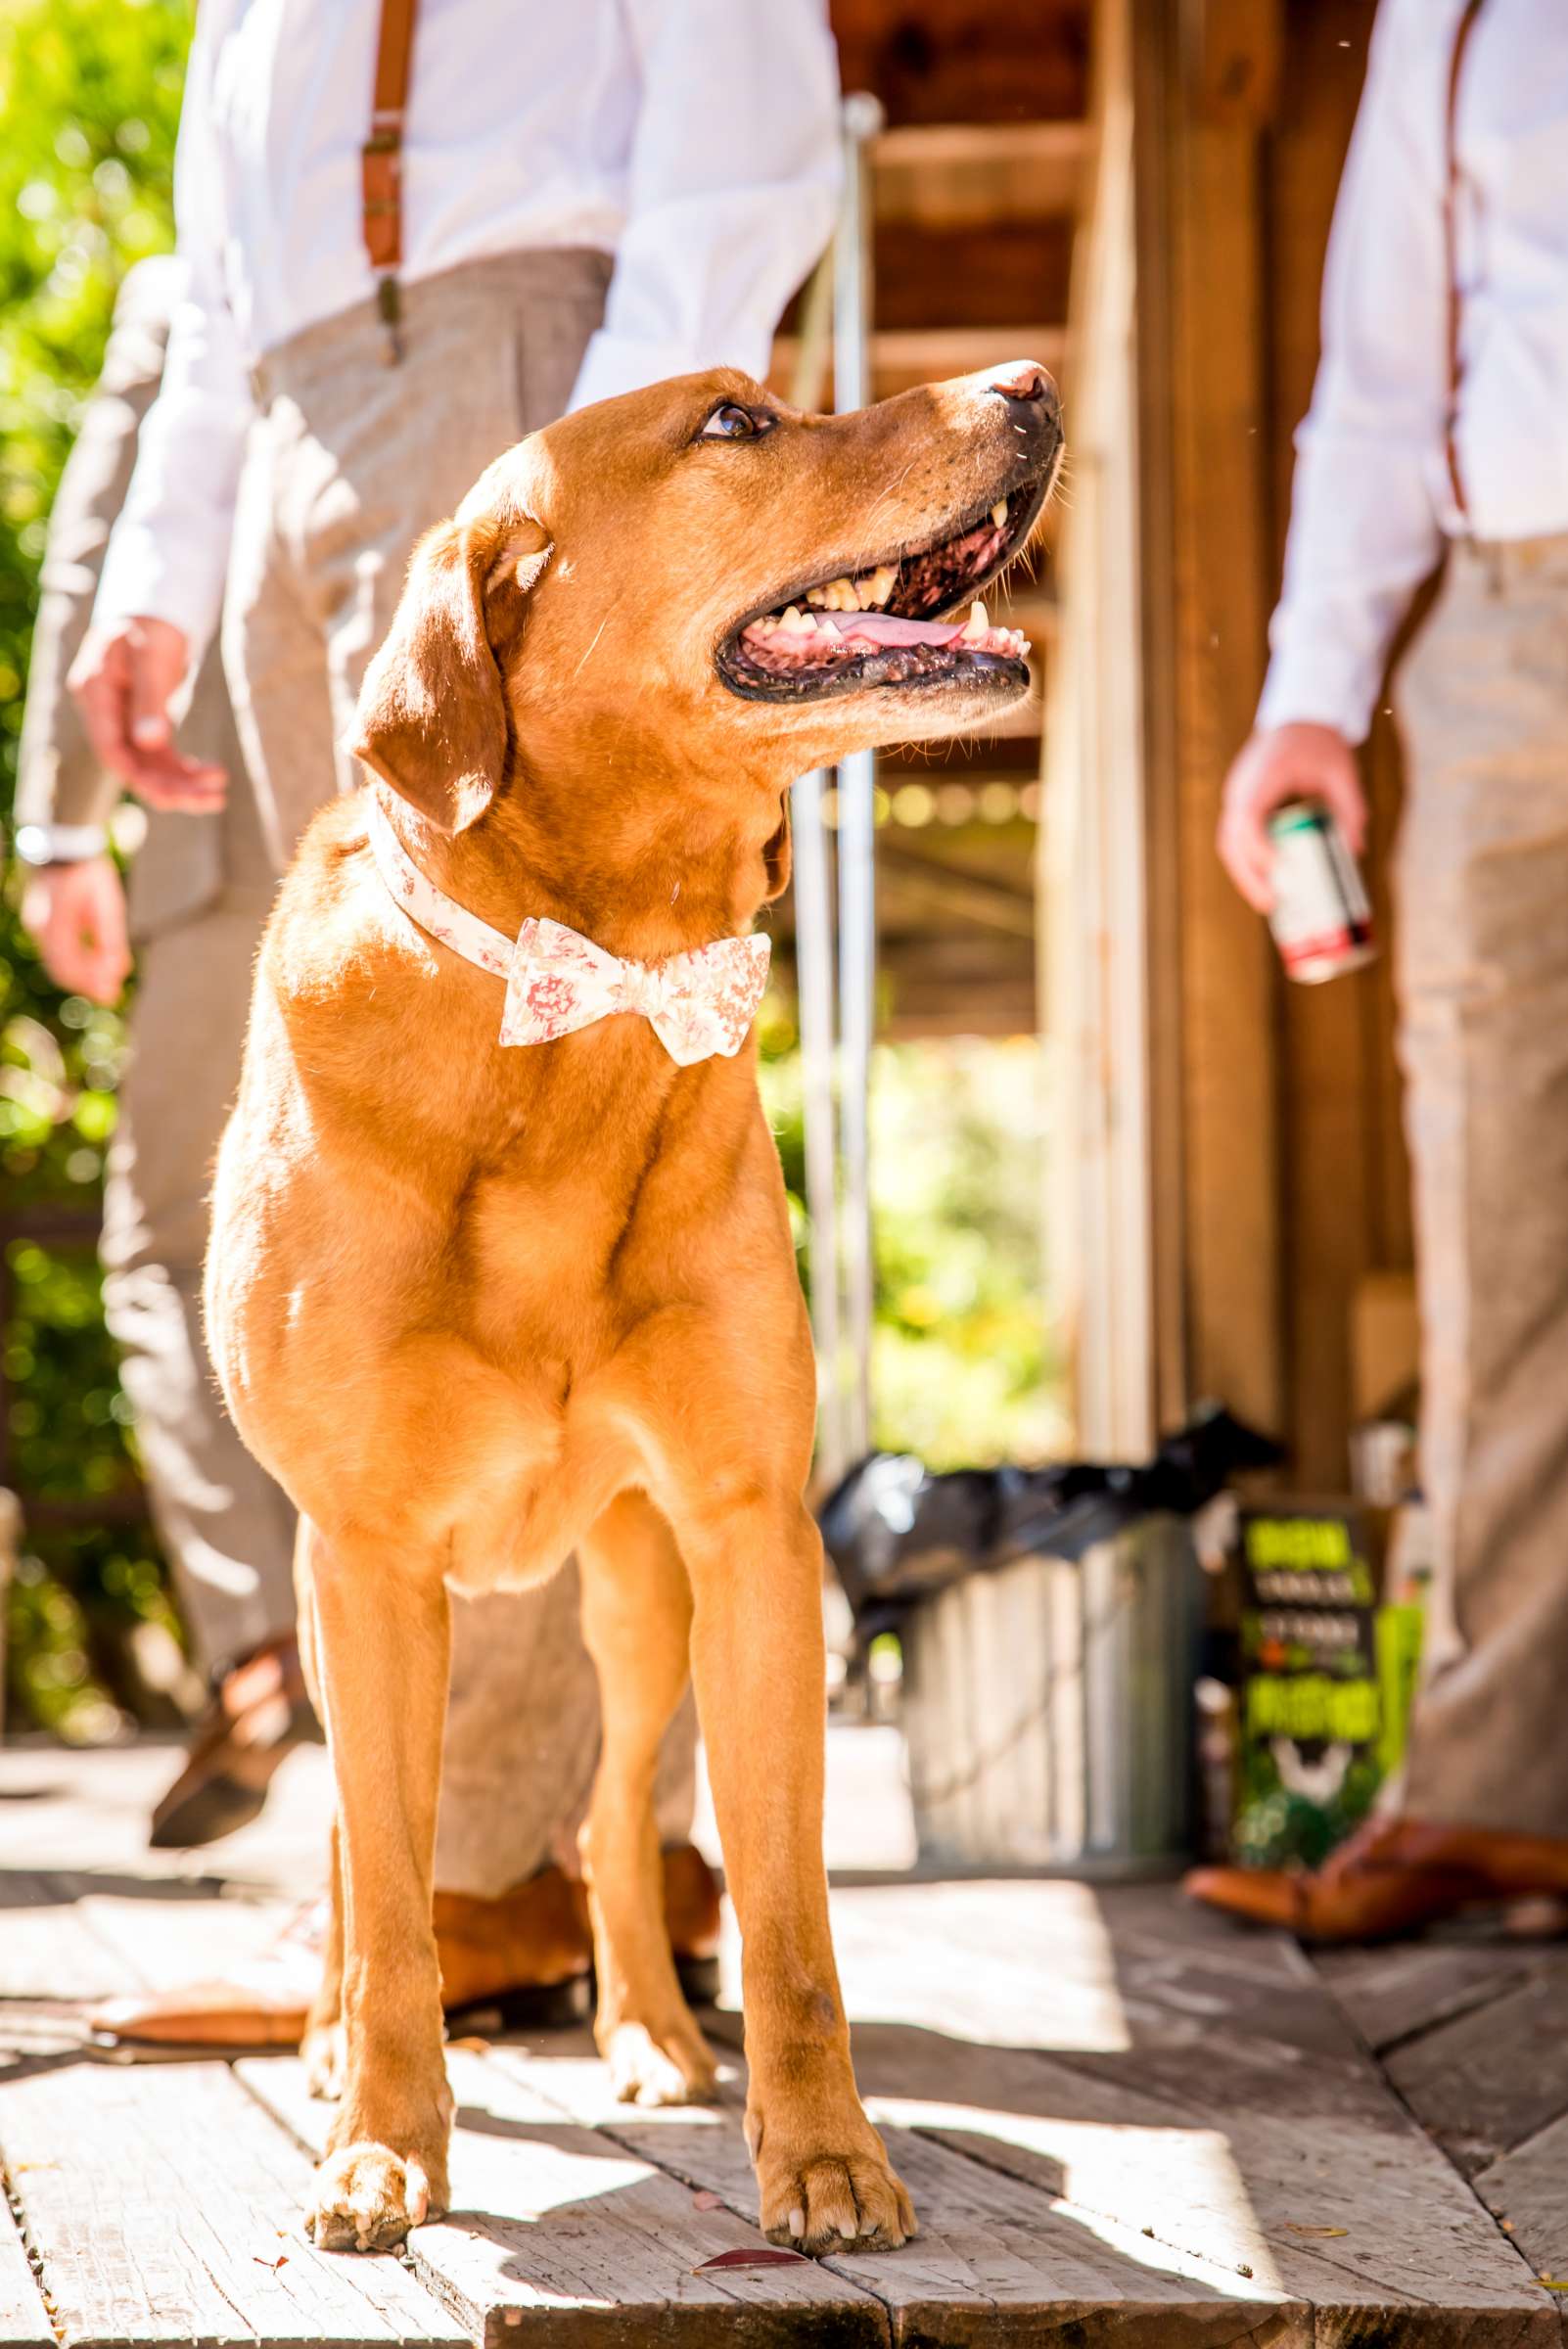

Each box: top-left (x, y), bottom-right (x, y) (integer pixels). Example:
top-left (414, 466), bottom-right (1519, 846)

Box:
top-left (451, 1107), bottom-right (683, 1348)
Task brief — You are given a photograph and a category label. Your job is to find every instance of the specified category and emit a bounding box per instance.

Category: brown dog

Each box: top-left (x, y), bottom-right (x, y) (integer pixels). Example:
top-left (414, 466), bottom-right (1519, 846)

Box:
top-left (205, 358), bottom-right (1061, 2256)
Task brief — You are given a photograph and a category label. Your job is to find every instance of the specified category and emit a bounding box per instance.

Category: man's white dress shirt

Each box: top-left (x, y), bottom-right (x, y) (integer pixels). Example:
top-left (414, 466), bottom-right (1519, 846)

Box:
top-left (94, 0), bottom-right (840, 665)
top-left (1260, 0), bottom-right (1568, 743)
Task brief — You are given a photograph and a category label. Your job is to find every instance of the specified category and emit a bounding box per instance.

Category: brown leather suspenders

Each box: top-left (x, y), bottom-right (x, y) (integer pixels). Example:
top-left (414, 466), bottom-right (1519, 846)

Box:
top-left (362, 0), bottom-right (418, 348)
top-left (1444, 0), bottom-right (1486, 520)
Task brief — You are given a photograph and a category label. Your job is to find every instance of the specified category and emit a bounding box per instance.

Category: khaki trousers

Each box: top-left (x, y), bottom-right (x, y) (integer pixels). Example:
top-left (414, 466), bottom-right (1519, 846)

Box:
top-left (126, 252), bottom-right (695, 1893)
top-left (1395, 532), bottom-right (1568, 1839)
top-left (102, 671), bottom-right (296, 1670)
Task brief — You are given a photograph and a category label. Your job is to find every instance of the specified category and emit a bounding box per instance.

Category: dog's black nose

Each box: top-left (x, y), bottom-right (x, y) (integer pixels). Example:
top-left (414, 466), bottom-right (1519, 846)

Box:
top-left (987, 359), bottom-right (1059, 413)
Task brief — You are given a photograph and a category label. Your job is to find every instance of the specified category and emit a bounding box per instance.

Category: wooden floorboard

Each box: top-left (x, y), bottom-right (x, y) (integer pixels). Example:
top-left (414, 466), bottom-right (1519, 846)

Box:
top-left (1382, 1966), bottom-right (1568, 2178)
top-left (1312, 1938), bottom-right (1537, 2055)
top-left (493, 2034), bottom-right (1294, 2348)
top-left (3, 1739), bottom-right (1561, 2344)
top-left (242, 2050), bottom-right (889, 2348)
top-left (0, 2061), bottom-right (464, 2348)
top-left (0, 2192), bottom-right (51, 2349)
top-left (734, 2016), bottom-right (1554, 2345)
top-left (1474, 2112), bottom-right (1568, 2301)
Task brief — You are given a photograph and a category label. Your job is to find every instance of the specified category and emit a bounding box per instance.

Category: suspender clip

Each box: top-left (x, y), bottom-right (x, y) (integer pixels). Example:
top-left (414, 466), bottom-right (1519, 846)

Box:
top-left (376, 271), bottom-right (403, 365)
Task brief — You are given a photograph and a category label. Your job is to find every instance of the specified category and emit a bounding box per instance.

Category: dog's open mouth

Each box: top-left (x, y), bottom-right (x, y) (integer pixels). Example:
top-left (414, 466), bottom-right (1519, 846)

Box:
top-left (716, 478), bottom-right (1046, 704)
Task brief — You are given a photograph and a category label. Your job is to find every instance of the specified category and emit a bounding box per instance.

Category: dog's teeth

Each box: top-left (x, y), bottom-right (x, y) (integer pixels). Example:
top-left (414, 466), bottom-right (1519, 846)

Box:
top-left (805, 586), bottom-right (828, 607)
top-left (779, 605), bottom-right (810, 633)
top-left (962, 599), bottom-right (989, 640)
top-left (991, 498), bottom-right (1008, 528)
top-left (859, 566), bottom-right (897, 609)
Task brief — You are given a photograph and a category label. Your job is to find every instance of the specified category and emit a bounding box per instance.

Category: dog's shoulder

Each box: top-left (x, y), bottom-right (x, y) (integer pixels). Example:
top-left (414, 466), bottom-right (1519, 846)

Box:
top-left (262, 793), bottom-right (438, 1007)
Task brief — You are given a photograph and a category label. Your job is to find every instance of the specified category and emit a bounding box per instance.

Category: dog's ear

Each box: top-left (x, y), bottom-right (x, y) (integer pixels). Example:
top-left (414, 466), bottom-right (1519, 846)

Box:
top-left (350, 517), bottom-right (550, 834)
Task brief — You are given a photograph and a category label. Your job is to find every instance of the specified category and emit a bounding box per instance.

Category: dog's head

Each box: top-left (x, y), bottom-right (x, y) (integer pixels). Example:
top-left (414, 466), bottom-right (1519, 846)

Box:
top-left (351, 362), bottom-right (1063, 835)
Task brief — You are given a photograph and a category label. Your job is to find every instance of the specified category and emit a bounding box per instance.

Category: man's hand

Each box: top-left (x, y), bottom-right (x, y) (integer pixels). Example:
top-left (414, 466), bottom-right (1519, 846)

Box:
top-left (1218, 721), bottom-right (1366, 913)
top-left (22, 856), bottom-right (132, 1005)
top-left (68, 617), bottom-right (227, 812)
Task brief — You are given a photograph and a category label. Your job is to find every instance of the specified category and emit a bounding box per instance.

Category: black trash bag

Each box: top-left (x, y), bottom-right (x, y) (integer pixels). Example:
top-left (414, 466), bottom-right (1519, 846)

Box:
top-left (819, 1402), bottom-right (1282, 1640)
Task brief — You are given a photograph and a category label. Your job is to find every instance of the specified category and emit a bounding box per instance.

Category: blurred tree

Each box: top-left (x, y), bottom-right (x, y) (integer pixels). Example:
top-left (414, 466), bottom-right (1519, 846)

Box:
top-left (0, 0), bottom-right (192, 1734)
top-left (760, 1005), bottom-right (1062, 1473)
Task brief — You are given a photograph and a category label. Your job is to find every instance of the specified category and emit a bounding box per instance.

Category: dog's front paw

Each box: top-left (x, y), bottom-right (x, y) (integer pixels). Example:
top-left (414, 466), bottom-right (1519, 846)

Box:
top-left (305, 2141), bottom-right (447, 2252)
top-left (605, 2015), bottom-right (718, 2108)
top-left (754, 2122), bottom-right (915, 2256)
top-left (301, 2017), bottom-right (346, 2102)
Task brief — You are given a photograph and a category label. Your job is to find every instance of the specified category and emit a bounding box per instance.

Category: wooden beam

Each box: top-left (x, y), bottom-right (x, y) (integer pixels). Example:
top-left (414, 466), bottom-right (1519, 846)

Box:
top-left (1268, 2), bottom-right (1410, 1484)
top-left (829, 0), bottom-right (1091, 130)
top-left (874, 221), bottom-right (1074, 333)
top-left (1133, 0), bottom-right (1286, 1439)
top-left (1182, 0), bottom-right (1283, 126)
top-left (770, 326), bottom-right (1068, 406)
top-left (872, 121), bottom-right (1094, 224)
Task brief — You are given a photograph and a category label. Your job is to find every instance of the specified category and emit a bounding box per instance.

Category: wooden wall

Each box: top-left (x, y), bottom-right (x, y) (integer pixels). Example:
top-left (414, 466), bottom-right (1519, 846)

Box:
top-left (1133, 0), bottom-right (1414, 1484)
top-left (1262, 1), bottom-right (1414, 1481)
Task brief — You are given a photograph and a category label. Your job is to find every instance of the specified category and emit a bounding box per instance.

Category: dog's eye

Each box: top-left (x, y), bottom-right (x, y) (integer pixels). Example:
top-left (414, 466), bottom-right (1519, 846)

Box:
top-left (698, 402), bottom-right (770, 442)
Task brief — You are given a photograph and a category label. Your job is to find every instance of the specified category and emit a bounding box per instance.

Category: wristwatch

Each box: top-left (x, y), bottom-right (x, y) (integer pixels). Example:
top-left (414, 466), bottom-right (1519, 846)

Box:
top-left (14, 822), bottom-right (109, 868)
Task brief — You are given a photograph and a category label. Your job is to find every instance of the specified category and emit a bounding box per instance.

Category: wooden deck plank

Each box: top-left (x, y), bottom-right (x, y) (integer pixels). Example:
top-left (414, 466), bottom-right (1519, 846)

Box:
top-left (1383, 1967), bottom-right (1568, 2177)
top-left (1473, 2112), bottom-right (1568, 2297)
top-left (0, 2191), bottom-right (52, 2349)
top-left (0, 1741), bottom-right (327, 1898)
top-left (241, 2050), bottom-right (889, 2348)
top-left (1311, 1938), bottom-right (1534, 2055)
top-left (0, 1875), bottom-right (147, 2006)
top-left (2, 1747), bottom-right (1560, 2345)
top-left (700, 1873), bottom-right (1556, 2346)
top-left (71, 1889), bottom-right (298, 1999)
top-left (0, 2060), bottom-right (465, 2347)
top-left (490, 2036), bottom-right (1304, 2347)
top-left (851, 2025), bottom-right (1552, 2346)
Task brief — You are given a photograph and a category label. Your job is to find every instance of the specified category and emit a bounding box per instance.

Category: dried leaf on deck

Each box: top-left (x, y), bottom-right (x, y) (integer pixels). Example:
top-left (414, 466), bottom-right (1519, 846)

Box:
top-left (1284, 2224), bottom-right (1348, 2237)
top-left (691, 2190), bottom-right (723, 2211)
top-left (692, 2246), bottom-right (808, 2273)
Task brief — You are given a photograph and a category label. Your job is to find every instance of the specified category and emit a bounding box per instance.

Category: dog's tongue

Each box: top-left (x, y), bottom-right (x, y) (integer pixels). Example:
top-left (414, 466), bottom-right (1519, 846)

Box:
top-left (820, 614), bottom-right (964, 647)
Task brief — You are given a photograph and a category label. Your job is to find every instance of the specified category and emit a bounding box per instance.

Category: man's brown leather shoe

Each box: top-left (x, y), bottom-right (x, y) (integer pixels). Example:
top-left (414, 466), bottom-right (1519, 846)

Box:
top-left (150, 1634), bottom-right (318, 1849)
top-left (1185, 1814), bottom-right (1568, 1943)
top-left (88, 1844), bottom-right (722, 2051)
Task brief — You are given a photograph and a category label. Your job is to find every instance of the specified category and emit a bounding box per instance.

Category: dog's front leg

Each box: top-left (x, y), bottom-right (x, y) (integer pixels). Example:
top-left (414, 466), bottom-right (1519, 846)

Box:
top-left (676, 1492), bottom-right (914, 2256)
top-left (300, 1518), bottom-right (454, 2252)
top-left (578, 1492), bottom-right (716, 2107)
top-left (300, 1815), bottom-right (346, 2101)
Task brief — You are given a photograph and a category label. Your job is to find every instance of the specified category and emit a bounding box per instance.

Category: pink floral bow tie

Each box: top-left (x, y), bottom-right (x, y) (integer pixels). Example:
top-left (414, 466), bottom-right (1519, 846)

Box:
top-left (367, 796), bottom-right (770, 1068)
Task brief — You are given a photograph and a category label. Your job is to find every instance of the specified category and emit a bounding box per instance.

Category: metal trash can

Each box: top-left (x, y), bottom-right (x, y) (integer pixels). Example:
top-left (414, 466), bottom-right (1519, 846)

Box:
top-left (899, 1513), bottom-right (1200, 1872)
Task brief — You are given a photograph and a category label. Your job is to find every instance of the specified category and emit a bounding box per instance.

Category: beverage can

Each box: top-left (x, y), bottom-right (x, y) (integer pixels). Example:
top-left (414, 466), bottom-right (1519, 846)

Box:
top-left (1267, 800), bottom-right (1375, 984)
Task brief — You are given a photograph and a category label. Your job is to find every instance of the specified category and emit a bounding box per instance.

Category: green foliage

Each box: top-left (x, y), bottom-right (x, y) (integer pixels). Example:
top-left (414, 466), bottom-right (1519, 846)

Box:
top-left (0, 0), bottom-right (191, 1734)
top-left (760, 1013), bottom-right (1064, 1471)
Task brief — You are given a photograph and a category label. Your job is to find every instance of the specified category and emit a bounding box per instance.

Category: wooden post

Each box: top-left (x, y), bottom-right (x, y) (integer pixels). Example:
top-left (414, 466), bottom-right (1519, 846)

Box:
top-left (1040, 0), bottom-right (1165, 1457)
top-left (1131, 0), bottom-right (1286, 1442)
